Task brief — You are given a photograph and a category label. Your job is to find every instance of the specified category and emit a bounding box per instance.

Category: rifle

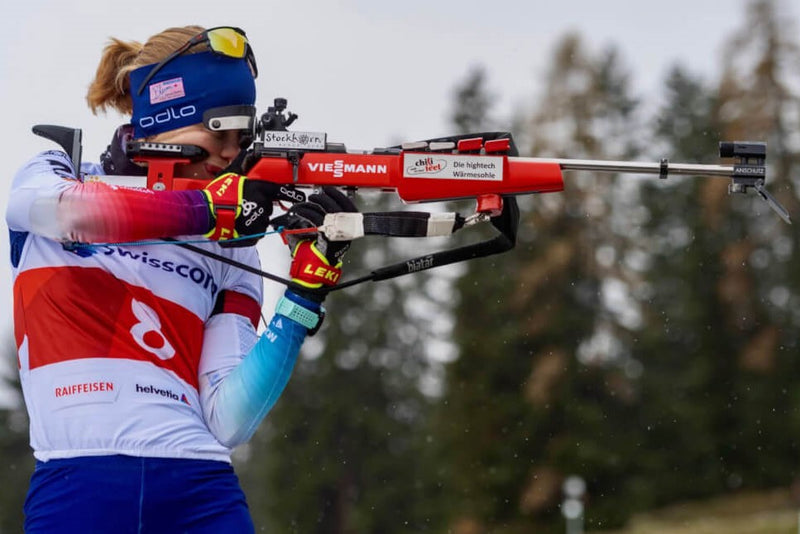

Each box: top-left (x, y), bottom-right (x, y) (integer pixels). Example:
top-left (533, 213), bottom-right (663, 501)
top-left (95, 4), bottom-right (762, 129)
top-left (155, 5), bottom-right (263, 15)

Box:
top-left (32, 98), bottom-right (791, 293)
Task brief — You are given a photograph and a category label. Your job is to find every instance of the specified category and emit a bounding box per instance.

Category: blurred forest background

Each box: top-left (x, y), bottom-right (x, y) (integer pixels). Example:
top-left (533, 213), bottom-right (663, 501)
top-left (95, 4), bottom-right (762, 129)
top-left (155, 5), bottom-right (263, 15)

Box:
top-left (3, 0), bottom-right (800, 532)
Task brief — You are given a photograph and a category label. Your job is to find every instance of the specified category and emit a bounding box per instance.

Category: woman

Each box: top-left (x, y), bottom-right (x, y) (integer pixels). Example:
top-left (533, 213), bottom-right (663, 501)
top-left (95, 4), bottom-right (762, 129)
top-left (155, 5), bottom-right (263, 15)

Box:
top-left (7, 25), bottom-right (354, 533)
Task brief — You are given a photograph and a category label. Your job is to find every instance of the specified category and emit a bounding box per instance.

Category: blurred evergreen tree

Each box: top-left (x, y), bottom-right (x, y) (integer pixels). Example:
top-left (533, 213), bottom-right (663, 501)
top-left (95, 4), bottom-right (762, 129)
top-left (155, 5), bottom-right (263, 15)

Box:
top-left (451, 65), bottom-right (497, 134)
top-left (620, 0), bottom-right (800, 515)
top-left (433, 34), bottom-right (646, 533)
top-left (235, 1), bottom-right (800, 532)
top-left (707, 0), bottom-right (800, 491)
top-left (635, 65), bottom-right (732, 504)
top-left (0, 340), bottom-right (34, 534)
top-left (239, 190), bottom-right (449, 530)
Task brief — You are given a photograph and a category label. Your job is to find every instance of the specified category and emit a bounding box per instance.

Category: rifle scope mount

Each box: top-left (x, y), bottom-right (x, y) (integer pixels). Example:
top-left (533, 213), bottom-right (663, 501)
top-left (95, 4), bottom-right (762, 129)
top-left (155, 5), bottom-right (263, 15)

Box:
top-left (258, 97), bottom-right (298, 133)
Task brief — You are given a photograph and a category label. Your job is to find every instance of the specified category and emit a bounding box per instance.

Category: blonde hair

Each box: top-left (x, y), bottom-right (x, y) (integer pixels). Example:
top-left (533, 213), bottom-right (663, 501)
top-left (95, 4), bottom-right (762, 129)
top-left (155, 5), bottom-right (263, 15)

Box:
top-left (86, 25), bottom-right (207, 116)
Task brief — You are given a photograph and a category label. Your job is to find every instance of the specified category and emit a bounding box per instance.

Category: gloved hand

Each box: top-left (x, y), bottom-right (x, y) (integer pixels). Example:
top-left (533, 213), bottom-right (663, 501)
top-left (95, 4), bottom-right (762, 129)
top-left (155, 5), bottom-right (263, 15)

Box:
top-left (203, 173), bottom-right (303, 247)
top-left (271, 186), bottom-right (358, 301)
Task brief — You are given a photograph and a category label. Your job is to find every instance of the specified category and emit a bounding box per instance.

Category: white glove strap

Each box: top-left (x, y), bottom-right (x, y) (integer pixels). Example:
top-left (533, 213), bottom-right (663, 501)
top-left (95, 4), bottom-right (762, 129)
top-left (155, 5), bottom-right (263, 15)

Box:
top-left (319, 213), bottom-right (365, 241)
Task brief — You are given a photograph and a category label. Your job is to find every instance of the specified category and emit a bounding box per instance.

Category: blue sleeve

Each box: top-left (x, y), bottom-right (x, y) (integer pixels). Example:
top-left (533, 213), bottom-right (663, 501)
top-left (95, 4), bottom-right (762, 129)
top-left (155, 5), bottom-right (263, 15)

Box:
top-left (201, 290), bottom-right (318, 447)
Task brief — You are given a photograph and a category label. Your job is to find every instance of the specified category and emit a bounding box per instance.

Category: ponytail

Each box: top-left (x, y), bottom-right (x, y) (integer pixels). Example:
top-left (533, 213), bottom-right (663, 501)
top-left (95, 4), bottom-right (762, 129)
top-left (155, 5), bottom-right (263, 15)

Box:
top-left (86, 38), bottom-right (142, 115)
top-left (86, 26), bottom-right (206, 116)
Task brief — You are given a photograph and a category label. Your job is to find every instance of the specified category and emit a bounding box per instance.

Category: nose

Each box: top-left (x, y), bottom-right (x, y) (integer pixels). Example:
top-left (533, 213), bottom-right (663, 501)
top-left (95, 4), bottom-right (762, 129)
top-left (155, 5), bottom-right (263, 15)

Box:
top-left (219, 131), bottom-right (243, 162)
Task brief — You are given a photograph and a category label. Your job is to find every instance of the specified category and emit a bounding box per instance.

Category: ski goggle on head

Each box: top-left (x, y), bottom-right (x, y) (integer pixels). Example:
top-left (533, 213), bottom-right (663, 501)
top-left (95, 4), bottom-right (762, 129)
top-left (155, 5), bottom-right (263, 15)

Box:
top-left (136, 26), bottom-right (258, 96)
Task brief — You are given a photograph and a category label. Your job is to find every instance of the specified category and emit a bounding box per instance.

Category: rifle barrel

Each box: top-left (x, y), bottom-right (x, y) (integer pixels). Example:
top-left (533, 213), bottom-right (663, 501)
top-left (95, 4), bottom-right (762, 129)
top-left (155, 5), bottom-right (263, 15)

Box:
top-left (520, 158), bottom-right (734, 178)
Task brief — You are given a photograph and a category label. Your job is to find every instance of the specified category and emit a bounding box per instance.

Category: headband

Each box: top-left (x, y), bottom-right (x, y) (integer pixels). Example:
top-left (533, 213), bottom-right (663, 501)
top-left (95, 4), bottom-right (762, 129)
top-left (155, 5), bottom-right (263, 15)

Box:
top-left (129, 51), bottom-right (256, 138)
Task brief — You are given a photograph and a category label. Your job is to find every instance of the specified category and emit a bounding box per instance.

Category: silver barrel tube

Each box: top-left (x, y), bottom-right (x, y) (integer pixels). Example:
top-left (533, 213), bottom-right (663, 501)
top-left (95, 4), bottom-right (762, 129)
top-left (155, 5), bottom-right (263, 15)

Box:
top-left (518, 157), bottom-right (734, 178)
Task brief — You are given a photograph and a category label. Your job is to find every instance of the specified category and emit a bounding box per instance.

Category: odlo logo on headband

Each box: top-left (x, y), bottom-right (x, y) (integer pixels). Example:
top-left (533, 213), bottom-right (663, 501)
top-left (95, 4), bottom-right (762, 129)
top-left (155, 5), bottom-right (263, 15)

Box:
top-left (138, 105), bottom-right (197, 130)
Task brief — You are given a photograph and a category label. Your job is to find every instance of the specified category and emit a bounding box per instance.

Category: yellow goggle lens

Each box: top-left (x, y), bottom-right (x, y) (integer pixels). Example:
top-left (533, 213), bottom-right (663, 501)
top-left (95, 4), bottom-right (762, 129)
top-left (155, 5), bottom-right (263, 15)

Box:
top-left (207, 28), bottom-right (247, 58)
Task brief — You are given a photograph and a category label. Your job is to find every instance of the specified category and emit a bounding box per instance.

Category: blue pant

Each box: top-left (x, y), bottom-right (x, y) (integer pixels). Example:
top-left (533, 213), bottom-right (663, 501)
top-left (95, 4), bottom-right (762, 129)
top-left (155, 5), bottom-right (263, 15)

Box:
top-left (24, 455), bottom-right (255, 534)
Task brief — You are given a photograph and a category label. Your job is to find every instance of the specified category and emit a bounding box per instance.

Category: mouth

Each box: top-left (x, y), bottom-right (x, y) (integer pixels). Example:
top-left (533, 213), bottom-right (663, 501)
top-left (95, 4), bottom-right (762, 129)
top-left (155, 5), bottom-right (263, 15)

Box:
top-left (205, 164), bottom-right (224, 177)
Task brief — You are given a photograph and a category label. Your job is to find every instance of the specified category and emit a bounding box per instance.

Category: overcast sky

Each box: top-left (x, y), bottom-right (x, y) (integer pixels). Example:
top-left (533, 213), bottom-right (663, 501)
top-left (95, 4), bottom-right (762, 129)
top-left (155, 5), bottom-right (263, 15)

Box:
top-left (1, 0), bottom-right (781, 402)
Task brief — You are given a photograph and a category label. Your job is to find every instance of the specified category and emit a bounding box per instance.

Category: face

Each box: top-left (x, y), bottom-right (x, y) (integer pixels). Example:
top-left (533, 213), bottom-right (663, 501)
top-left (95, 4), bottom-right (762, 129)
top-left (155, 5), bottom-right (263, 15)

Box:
top-left (150, 123), bottom-right (243, 180)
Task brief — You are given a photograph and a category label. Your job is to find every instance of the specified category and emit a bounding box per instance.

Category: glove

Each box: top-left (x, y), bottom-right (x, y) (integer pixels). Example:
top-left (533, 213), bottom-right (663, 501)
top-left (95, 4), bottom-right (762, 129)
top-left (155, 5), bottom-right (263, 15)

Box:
top-left (203, 173), bottom-right (305, 247)
top-left (271, 186), bottom-right (358, 301)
